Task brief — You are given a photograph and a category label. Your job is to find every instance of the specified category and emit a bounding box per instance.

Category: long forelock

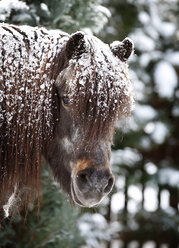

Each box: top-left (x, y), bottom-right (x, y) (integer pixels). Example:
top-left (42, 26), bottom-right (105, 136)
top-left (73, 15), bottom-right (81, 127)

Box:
top-left (63, 35), bottom-right (135, 139)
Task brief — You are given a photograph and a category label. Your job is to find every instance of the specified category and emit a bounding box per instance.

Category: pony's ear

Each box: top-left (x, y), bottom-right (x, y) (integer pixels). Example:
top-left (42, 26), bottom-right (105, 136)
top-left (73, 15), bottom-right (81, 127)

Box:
top-left (65, 32), bottom-right (86, 60)
top-left (110, 38), bottom-right (134, 62)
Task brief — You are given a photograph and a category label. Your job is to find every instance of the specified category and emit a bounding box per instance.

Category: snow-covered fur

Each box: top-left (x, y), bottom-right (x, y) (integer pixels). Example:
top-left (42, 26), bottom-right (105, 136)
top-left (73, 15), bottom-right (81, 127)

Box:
top-left (0, 23), bottom-right (134, 217)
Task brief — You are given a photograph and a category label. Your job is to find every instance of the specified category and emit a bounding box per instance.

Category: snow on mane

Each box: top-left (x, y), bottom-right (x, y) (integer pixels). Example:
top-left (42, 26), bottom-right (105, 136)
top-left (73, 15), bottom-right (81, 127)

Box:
top-left (0, 24), bottom-right (69, 137)
top-left (0, 24), bottom-right (134, 215)
top-left (0, 25), bottom-right (134, 136)
top-left (56, 31), bottom-right (135, 121)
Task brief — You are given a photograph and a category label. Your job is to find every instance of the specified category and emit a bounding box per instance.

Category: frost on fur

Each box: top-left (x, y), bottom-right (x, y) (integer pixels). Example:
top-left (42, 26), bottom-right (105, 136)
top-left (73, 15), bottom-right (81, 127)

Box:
top-left (3, 185), bottom-right (17, 218)
top-left (0, 23), bottom-right (135, 216)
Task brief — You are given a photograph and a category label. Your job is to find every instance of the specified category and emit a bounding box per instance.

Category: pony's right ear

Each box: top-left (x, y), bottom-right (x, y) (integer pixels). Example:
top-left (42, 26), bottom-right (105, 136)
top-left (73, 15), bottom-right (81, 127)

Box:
top-left (110, 38), bottom-right (134, 62)
top-left (65, 32), bottom-right (86, 60)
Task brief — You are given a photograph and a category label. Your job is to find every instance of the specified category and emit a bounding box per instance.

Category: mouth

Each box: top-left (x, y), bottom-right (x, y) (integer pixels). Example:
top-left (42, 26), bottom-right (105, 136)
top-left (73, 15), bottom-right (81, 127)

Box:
top-left (71, 180), bottom-right (103, 208)
top-left (71, 182), bottom-right (85, 207)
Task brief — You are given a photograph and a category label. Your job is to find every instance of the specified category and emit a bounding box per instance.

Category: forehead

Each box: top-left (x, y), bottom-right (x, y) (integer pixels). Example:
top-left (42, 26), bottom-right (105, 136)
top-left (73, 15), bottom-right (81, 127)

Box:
top-left (68, 36), bottom-right (127, 87)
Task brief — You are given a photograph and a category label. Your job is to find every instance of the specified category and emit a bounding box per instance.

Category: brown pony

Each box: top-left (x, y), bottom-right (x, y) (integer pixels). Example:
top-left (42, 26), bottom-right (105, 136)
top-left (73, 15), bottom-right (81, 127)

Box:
top-left (0, 23), bottom-right (134, 217)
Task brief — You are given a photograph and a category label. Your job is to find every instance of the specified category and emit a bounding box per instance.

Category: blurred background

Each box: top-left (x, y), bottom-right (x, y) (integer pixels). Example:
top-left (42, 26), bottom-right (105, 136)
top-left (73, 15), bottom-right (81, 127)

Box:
top-left (0, 0), bottom-right (178, 247)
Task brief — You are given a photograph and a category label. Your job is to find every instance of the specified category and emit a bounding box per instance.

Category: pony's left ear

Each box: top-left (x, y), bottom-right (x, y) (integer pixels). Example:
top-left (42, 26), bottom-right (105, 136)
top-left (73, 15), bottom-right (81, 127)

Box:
top-left (65, 31), bottom-right (86, 60)
top-left (110, 38), bottom-right (134, 62)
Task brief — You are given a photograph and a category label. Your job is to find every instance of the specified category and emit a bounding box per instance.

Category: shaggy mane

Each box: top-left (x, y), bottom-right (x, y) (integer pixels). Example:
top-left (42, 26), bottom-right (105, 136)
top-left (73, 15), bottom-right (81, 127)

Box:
top-left (0, 25), bottom-right (134, 217)
top-left (0, 24), bottom-right (69, 214)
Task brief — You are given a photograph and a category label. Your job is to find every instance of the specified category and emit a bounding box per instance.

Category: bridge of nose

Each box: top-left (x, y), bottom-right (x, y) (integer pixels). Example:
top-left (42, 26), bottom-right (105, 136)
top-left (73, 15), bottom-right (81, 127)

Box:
top-left (74, 158), bottom-right (110, 176)
top-left (88, 169), bottom-right (111, 187)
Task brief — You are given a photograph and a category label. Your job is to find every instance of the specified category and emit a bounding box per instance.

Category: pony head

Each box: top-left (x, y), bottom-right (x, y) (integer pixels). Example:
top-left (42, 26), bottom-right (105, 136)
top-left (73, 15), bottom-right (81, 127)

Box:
top-left (47, 32), bottom-right (134, 207)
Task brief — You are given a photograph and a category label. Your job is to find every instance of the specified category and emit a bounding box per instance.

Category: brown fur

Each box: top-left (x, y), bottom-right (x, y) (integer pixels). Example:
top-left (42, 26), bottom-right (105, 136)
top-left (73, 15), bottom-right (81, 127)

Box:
top-left (0, 24), bottom-right (134, 216)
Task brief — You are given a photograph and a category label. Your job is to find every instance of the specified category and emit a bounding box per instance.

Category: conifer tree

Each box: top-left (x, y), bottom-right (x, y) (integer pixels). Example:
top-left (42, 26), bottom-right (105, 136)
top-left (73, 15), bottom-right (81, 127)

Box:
top-left (98, 0), bottom-right (179, 246)
top-left (0, 0), bottom-right (111, 247)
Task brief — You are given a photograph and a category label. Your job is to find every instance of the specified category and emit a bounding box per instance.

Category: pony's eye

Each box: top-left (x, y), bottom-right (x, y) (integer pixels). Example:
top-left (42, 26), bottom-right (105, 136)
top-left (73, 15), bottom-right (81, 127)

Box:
top-left (62, 96), bottom-right (70, 106)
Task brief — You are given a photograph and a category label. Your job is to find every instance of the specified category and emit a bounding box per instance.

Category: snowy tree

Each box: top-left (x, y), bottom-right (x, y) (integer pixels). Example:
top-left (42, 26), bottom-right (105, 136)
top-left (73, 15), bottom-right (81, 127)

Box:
top-left (0, 0), bottom-right (110, 34)
top-left (0, 0), bottom-right (111, 247)
top-left (94, 0), bottom-right (179, 247)
top-left (0, 167), bottom-right (83, 248)
top-left (1, 0), bottom-right (178, 247)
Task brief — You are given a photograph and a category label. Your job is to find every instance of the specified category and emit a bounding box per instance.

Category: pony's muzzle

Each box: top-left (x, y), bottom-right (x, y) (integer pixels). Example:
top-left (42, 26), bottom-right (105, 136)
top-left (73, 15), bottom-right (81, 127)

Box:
top-left (72, 165), bottom-right (114, 207)
top-left (76, 168), bottom-right (114, 194)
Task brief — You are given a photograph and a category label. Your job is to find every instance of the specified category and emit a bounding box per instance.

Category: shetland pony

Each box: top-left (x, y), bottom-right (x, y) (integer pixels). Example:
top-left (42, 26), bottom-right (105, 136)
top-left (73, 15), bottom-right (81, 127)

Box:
top-left (0, 23), bottom-right (134, 216)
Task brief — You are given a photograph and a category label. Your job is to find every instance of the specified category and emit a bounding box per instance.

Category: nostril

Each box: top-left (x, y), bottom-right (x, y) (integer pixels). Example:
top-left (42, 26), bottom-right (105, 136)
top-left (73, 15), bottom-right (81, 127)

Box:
top-left (103, 177), bottom-right (114, 194)
top-left (76, 169), bottom-right (114, 195)
top-left (77, 173), bottom-right (88, 184)
top-left (76, 171), bottom-right (91, 193)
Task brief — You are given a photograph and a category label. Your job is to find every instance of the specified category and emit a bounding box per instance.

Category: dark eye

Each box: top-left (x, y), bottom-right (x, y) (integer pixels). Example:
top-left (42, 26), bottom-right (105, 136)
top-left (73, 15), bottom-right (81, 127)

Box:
top-left (62, 95), bottom-right (70, 106)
